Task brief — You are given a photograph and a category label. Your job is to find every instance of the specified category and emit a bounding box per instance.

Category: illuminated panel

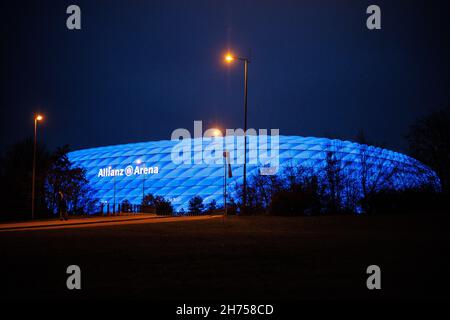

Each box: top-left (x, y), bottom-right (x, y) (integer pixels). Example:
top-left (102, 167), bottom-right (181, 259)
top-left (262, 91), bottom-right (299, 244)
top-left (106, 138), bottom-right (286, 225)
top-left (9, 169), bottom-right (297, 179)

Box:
top-left (68, 135), bottom-right (440, 212)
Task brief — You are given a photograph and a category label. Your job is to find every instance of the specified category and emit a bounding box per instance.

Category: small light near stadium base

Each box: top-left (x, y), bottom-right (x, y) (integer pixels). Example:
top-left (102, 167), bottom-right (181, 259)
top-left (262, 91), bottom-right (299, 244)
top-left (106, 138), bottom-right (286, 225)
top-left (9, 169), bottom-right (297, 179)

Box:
top-left (136, 159), bottom-right (142, 165)
top-left (211, 128), bottom-right (222, 137)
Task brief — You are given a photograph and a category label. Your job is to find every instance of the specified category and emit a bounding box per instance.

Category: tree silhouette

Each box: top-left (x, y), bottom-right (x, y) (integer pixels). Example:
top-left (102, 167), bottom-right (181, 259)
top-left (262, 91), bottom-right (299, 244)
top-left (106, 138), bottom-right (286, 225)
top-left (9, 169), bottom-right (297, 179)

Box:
top-left (407, 106), bottom-right (450, 193)
top-left (188, 196), bottom-right (204, 215)
top-left (0, 138), bottom-right (50, 220)
top-left (45, 145), bottom-right (97, 215)
top-left (141, 193), bottom-right (173, 215)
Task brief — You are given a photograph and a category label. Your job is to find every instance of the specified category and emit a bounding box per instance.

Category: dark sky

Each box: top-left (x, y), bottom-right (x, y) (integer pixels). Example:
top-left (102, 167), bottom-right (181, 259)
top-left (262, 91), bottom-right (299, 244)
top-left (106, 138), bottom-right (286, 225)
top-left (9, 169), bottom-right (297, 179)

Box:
top-left (1, 0), bottom-right (449, 153)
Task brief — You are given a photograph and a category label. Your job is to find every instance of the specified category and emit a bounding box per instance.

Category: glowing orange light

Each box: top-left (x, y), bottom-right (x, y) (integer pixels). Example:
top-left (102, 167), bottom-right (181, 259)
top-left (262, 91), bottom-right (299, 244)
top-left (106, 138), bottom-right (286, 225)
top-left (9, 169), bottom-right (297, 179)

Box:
top-left (35, 115), bottom-right (43, 121)
top-left (225, 53), bottom-right (234, 63)
top-left (208, 128), bottom-right (223, 137)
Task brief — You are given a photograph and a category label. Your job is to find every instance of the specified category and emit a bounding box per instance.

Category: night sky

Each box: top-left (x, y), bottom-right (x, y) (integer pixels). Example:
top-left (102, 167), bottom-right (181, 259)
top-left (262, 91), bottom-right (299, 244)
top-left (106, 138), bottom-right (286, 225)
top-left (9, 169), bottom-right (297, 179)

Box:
top-left (1, 0), bottom-right (449, 153)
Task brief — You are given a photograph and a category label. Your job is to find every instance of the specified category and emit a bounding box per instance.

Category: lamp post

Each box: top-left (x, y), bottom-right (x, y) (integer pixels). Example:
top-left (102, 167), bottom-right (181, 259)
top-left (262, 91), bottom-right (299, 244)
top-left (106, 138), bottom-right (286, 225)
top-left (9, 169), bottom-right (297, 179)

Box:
top-left (31, 114), bottom-right (43, 220)
top-left (113, 174), bottom-right (116, 215)
top-left (136, 159), bottom-right (146, 203)
top-left (225, 52), bottom-right (250, 212)
top-left (142, 170), bottom-right (146, 203)
top-left (223, 151), bottom-right (227, 216)
top-left (222, 150), bottom-right (232, 216)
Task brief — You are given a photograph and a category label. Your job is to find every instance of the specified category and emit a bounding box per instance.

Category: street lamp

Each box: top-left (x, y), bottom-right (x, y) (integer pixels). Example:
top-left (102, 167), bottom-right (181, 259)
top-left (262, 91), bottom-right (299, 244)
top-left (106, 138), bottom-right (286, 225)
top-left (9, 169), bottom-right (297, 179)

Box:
top-left (136, 159), bottom-right (146, 204)
top-left (32, 113), bottom-right (44, 220)
top-left (224, 52), bottom-right (250, 212)
top-left (225, 53), bottom-right (234, 63)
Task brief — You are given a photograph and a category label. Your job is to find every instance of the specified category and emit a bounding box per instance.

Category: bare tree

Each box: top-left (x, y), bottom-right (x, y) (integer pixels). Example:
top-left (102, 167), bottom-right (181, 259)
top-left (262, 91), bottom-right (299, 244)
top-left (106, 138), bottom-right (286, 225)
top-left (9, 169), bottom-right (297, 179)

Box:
top-left (45, 146), bottom-right (97, 215)
top-left (358, 144), bottom-right (401, 213)
top-left (407, 106), bottom-right (450, 193)
top-left (320, 140), bottom-right (348, 213)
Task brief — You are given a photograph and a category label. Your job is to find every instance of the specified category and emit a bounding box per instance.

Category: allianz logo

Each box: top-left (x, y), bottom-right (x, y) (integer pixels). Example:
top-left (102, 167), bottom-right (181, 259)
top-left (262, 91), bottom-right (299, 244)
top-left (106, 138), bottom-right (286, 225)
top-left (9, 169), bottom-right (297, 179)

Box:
top-left (98, 165), bottom-right (159, 178)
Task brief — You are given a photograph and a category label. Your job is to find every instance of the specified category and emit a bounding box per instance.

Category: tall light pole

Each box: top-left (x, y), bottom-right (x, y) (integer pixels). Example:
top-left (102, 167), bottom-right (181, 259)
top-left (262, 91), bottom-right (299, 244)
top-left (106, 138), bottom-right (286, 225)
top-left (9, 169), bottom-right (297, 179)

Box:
top-left (225, 52), bottom-right (250, 212)
top-left (32, 114), bottom-right (43, 220)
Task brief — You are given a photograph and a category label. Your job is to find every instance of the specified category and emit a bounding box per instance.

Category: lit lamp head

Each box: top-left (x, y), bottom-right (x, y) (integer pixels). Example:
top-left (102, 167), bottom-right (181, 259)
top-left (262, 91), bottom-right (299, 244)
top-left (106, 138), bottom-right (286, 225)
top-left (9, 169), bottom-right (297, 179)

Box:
top-left (35, 114), bottom-right (43, 121)
top-left (225, 53), bottom-right (234, 63)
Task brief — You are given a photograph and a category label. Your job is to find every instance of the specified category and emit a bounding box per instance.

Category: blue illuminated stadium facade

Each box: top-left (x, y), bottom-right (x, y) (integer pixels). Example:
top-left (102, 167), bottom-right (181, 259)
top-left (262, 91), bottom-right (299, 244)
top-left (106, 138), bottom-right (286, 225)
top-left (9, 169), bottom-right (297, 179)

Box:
top-left (68, 135), bottom-right (439, 212)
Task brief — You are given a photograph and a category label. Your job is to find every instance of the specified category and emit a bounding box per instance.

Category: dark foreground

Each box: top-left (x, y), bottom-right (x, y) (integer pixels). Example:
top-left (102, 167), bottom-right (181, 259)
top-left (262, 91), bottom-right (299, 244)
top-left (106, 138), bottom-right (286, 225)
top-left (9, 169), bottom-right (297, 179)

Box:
top-left (1, 214), bottom-right (449, 300)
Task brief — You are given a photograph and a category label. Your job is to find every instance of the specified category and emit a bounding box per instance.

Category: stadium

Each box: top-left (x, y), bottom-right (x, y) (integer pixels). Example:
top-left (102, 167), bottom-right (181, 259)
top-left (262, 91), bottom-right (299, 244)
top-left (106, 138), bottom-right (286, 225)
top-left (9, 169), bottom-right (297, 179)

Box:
top-left (68, 135), bottom-right (439, 212)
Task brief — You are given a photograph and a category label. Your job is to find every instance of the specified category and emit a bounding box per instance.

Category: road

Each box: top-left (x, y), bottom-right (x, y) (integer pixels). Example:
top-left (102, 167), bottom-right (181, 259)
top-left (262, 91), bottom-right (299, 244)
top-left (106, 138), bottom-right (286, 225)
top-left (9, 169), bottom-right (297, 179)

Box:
top-left (1, 214), bottom-right (449, 300)
top-left (0, 214), bottom-right (221, 232)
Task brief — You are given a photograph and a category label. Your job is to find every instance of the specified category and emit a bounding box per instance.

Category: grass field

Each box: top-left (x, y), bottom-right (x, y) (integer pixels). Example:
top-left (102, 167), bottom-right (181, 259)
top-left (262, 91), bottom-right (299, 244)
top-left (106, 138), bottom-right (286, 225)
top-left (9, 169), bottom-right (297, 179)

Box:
top-left (1, 214), bottom-right (449, 300)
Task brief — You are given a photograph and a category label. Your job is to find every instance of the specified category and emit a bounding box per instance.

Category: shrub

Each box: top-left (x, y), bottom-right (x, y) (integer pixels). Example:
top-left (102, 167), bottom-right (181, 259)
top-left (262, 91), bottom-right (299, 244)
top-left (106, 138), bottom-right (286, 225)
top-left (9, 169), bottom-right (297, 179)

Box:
top-left (188, 196), bottom-right (204, 215)
top-left (141, 193), bottom-right (173, 215)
